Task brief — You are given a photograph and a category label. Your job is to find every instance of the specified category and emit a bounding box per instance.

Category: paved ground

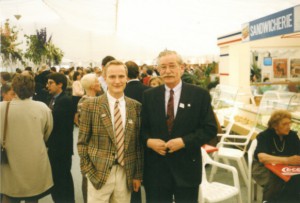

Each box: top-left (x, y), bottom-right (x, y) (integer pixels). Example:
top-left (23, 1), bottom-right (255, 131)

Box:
top-left (40, 127), bottom-right (262, 203)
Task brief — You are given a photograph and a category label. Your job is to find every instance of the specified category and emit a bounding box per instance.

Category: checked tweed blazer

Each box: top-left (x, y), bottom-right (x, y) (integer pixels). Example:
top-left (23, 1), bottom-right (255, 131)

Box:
top-left (77, 94), bottom-right (143, 191)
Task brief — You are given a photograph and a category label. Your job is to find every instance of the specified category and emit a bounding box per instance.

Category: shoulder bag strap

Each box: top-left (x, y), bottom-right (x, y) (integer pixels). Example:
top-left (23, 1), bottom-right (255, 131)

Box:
top-left (2, 101), bottom-right (11, 148)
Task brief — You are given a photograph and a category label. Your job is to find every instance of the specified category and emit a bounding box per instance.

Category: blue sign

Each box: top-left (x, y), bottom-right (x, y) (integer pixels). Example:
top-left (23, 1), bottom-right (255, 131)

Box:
top-left (249, 7), bottom-right (294, 41)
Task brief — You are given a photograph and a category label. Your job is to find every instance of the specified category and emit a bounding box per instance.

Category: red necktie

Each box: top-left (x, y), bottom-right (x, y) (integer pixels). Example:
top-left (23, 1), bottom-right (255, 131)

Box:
top-left (166, 89), bottom-right (174, 134)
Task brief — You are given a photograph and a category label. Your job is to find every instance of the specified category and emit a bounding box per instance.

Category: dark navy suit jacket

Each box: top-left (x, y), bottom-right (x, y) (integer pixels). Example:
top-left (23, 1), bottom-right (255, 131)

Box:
top-left (141, 82), bottom-right (217, 187)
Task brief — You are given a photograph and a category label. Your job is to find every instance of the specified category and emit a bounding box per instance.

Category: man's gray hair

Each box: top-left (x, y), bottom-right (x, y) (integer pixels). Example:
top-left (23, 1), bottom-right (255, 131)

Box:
top-left (157, 50), bottom-right (184, 65)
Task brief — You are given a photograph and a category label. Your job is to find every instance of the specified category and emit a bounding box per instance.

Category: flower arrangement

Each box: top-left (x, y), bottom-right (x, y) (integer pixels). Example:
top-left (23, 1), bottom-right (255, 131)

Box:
top-left (0, 19), bottom-right (23, 65)
top-left (24, 28), bottom-right (64, 65)
top-left (46, 41), bottom-right (64, 65)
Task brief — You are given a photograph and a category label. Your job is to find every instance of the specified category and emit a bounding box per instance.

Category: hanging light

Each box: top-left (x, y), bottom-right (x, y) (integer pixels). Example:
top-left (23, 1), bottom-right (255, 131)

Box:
top-left (14, 14), bottom-right (22, 20)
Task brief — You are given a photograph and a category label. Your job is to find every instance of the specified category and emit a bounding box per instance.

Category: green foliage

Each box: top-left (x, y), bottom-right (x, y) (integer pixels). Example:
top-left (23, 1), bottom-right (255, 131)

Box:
top-left (24, 28), bottom-right (64, 65)
top-left (182, 62), bottom-right (218, 89)
top-left (181, 72), bottom-right (202, 85)
top-left (0, 19), bottom-right (23, 64)
top-left (46, 42), bottom-right (64, 65)
top-left (251, 63), bottom-right (262, 81)
top-left (24, 30), bottom-right (47, 65)
top-left (202, 62), bottom-right (217, 89)
top-left (204, 61), bottom-right (217, 78)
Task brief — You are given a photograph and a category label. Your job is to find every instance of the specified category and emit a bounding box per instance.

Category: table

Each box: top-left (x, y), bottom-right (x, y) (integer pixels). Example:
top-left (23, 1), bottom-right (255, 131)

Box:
top-left (264, 164), bottom-right (300, 182)
top-left (202, 144), bottom-right (218, 153)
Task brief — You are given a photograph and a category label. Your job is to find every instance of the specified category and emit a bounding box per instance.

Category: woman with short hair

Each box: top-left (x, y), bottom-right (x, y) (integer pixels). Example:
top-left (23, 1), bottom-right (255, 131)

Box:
top-left (253, 110), bottom-right (300, 203)
top-left (0, 83), bottom-right (15, 101)
top-left (0, 74), bottom-right (53, 203)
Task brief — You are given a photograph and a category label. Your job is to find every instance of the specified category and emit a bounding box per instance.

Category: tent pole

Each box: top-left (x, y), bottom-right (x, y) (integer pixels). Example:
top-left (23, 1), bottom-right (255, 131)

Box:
top-left (115, 0), bottom-right (119, 33)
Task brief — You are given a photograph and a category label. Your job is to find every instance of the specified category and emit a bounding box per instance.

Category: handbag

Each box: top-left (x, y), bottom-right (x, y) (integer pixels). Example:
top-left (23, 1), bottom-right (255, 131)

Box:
top-left (1, 101), bottom-right (10, 165)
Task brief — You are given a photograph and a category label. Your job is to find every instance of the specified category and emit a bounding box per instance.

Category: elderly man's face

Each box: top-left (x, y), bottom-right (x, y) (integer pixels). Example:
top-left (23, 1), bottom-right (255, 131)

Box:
top-left (158, 54), bottom-right (184, 89)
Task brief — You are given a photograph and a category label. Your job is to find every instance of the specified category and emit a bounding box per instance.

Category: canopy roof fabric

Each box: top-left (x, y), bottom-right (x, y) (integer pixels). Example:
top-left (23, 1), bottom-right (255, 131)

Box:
top-left (0, 0), bottom-right (299, 65)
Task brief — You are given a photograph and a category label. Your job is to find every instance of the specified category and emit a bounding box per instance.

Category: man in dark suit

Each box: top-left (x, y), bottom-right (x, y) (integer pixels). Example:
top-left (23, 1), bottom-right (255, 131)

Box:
top-left (124, 61), bottom-right (150, 103)
top-left (46, 73), bottom-right (75, 203)
top-left (124, 61), bottom-right (149, 203)
top-left (34, 64), bottom-right (51, 104)
top-left (78, 60), bottom-right (143, 203)
top-left (141, 50), bottom-right (217, 203)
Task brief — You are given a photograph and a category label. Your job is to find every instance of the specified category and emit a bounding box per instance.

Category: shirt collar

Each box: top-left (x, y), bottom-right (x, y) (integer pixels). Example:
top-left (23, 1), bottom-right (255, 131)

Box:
top-left (165, 80), bottom-right (182, 93)
top-left (127, 79), bottom-right (140, 83)
top-left (107, 92), bottom-right (125, 104)
top-left (53, 93), bottom-right (61, 99)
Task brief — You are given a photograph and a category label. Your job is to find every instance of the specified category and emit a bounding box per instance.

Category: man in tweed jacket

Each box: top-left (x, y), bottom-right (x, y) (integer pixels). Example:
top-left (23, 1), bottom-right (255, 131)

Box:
top-left (78, 60), bottom-right (143, 203)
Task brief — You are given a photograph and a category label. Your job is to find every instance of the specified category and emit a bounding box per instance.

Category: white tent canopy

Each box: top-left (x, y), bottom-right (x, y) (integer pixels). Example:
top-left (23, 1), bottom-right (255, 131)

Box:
top-left (1, 0), bottom-right (299, 66)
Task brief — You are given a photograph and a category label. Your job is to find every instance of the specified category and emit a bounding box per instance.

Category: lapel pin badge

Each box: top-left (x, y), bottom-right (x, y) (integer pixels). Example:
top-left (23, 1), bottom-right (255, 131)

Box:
top-left (179, 103), bottom-right (185, 108)
top-left (128, 119), bottom-right (133, 124)
top-left (187, 104), bottom-right (191, 107)
top-left (101, 114), bottom-right (106, 117)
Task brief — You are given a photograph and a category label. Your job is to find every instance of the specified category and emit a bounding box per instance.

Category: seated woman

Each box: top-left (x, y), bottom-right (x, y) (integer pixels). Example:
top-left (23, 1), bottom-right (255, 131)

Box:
top-left (253, 110), bottom-right (300, 203)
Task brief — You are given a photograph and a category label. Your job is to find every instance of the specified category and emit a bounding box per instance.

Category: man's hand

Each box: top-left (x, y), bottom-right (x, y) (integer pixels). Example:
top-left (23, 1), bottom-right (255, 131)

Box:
top-left (166, 138), bottom-right (185, 153)
top-left (147, 139), bottom-right (167, 155)
top-left (133, 179), bottom-right (141, 192)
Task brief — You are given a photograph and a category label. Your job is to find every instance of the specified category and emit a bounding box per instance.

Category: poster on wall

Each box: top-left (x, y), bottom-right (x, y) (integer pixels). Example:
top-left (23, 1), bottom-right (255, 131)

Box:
top-left (290, 59), bottom-right (300, 78)
top-left (273, 59), bottom-right (288, 78)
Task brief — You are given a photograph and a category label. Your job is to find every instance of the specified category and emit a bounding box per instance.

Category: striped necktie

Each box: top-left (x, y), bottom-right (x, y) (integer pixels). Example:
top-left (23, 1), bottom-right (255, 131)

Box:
top-left (114, 100), bottom-right (125, 166)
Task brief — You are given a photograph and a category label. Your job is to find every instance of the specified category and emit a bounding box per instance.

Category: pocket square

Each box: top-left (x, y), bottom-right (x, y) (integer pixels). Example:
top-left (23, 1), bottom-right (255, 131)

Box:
top-left (128, 119), bottom-right (133, 124)
top-left (179, 103), bottom-right (185, 108)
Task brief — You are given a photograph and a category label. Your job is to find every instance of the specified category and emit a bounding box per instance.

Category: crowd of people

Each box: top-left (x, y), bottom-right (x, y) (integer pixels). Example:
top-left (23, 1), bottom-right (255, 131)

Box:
top-left (0, 50), bottom-right (299, 203)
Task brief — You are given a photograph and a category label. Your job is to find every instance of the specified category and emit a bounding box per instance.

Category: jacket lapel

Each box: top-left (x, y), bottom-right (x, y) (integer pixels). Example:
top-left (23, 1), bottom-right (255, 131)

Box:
top-left (156, 86), bottom-right (169, 135)
top-left (173, 83), bottom-right (190, 129)
top-left (124, 97), bottom-right (131, 151)
top-left (100, 94), bottom-right (116, 146)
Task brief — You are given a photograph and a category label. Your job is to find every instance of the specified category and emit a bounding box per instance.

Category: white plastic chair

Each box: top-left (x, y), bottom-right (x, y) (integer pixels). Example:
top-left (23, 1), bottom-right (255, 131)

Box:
top-left (199, 148), bottom-right (242, 203)
top-left (209, 127), bottom-right (256, 187)
top-left (217, 119), bottom-right (234, 137)
top-left (247, 139), bottom-right (258, 203)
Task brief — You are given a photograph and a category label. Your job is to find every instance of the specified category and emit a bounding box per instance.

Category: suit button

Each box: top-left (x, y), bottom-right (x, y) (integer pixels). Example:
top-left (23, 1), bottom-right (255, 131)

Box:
top-left (109, 166), bottom-right (112, 170)
top-left (112, 153), bottom-right (115, 156)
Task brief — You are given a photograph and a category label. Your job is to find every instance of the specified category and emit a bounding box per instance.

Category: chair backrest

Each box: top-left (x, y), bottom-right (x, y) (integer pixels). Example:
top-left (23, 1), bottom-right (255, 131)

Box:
top-left (221, 120), bottom-right (234, 135)
top-left (200, 148), bottom-right (211, 184)
top-left (247, 139), bottom-right (257, 203)
top-left (217, 127), bottom-right (256, 153)
top-left (247, 139), bottom-right (257, 170)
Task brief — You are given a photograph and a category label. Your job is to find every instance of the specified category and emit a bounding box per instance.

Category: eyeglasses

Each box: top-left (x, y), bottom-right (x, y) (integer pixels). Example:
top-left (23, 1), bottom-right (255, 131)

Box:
top-left (159, 64), bottom-right (178, 71)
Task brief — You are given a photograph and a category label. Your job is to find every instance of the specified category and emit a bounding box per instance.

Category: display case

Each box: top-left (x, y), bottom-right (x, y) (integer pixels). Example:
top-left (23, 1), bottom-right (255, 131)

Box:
top-left (211, 85), bottom-right (258, 138)
top-left (251, 81), bottom-right (300, 95)
top-left (221, 91), bottom-right (300, 139)
top-left (288, 93), bottom-right (300, 134)
top-left (255, 92), bottom-right (300, 138)
top-left (211, 85), bottom-right (239, 125)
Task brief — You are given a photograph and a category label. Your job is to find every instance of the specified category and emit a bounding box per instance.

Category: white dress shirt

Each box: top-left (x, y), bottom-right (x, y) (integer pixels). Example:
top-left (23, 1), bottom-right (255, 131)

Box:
top-left (164, 80), bottom-right (182, 118)
top-left (107, 92), bottom-right (126, 129)
top-left (99, 76), bottom-right (107, 93)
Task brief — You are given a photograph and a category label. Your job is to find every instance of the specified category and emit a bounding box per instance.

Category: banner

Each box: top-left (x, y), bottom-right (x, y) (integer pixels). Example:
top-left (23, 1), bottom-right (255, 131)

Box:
top-left (242, 5), bottom-right (300, 42)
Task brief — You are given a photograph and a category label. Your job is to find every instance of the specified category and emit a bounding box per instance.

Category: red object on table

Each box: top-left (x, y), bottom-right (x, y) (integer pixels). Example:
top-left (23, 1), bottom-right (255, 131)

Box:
top-left (264, 164), bottom-right (300, 182)
top-left (202, 144), bottom-right (218, 153)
